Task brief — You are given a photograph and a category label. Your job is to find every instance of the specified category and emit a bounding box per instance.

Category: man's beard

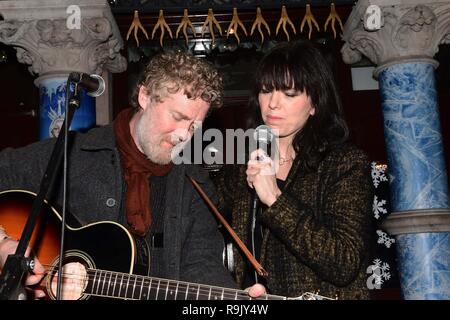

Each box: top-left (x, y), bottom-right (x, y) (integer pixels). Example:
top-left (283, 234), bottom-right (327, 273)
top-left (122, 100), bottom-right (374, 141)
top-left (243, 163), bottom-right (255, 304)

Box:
top-left (135, 116), bottom-right (172, 165)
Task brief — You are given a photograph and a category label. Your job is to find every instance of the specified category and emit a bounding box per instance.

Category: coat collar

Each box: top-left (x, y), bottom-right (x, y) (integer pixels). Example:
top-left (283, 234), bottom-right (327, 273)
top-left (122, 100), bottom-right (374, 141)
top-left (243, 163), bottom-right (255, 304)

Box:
top-left (79, 124), bottom-right (117, 151)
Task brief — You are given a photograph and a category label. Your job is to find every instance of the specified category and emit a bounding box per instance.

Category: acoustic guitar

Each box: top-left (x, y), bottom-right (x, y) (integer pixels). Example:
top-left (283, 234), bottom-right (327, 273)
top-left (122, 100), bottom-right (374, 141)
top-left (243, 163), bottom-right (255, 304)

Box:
top-left (0, 190), bottom-right (332, 301)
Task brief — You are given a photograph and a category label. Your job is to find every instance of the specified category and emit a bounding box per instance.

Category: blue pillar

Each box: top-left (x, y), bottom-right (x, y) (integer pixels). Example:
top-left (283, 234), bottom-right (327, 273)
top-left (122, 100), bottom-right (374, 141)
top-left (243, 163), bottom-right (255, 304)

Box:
top-left (37, 75), bottom-right (96, 140)
top-left (378, 62), bottom-right (450, 299)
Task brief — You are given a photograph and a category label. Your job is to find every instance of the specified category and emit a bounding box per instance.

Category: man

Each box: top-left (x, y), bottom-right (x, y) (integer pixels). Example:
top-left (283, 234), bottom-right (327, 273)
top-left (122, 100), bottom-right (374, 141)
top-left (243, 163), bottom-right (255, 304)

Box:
top-left (0, 51), bottom-right (264, 300)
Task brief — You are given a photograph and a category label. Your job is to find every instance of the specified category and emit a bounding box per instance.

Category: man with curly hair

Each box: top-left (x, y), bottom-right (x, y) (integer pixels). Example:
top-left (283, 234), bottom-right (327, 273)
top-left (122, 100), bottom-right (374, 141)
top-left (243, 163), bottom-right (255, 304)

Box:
top-left (0, 52), bottom-right (256, 300)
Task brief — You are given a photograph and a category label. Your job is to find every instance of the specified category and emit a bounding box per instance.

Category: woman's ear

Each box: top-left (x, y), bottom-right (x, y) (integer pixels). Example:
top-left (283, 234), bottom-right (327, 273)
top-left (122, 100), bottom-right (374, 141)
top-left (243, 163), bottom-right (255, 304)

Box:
top-left (138, 85), bottom-right (150, 110)
top-left (310, 107), bottom-right (316, 116)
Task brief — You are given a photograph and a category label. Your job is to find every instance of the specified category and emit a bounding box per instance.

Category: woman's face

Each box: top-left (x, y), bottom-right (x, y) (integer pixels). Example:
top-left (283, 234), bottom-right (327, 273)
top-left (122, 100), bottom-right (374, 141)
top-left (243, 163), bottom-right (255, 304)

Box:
top-left (258, 88), bottom-right (315, 141)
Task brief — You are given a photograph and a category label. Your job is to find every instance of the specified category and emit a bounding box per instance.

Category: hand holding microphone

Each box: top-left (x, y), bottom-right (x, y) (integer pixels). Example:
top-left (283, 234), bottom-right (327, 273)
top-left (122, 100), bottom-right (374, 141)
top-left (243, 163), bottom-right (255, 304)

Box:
top-left (246, 125), bottom-right (281, 207)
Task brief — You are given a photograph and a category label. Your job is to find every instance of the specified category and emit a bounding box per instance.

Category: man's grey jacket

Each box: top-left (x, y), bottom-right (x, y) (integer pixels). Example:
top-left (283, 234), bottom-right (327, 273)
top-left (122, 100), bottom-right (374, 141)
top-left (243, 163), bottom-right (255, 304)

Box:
top-left (0, 125), bottom-right (236, 289)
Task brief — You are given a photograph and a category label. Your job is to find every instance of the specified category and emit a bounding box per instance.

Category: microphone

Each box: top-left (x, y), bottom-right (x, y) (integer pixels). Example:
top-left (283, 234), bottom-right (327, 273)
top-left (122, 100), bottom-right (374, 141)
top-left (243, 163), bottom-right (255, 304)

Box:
top-left (250, 124), bottom-right (276, 211)
top-left (249, 125), bottom-right (275, 284)
top-left (68, 72), bottom-right (105, 97)
top-left (253, 125), bottom-right (275, 159)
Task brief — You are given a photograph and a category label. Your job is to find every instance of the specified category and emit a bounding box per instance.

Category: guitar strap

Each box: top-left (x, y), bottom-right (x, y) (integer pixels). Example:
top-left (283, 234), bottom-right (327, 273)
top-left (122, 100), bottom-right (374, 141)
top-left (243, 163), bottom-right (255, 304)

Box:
top-left (187, 175), bottom-right (268, 278)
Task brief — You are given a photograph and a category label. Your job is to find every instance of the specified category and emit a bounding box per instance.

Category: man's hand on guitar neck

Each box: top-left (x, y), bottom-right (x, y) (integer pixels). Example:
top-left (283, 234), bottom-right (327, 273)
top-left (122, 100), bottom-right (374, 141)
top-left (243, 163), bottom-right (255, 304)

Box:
top-left (0, 237), bottom-right (47, 299)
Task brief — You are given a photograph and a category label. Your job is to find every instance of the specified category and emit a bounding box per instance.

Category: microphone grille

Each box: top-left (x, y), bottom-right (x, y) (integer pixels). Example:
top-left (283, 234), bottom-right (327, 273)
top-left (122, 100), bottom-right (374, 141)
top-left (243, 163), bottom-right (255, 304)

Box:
top-left (254, 125), bottom-right (274, 144)
top-left (87, 74), bottom-right (105, 97)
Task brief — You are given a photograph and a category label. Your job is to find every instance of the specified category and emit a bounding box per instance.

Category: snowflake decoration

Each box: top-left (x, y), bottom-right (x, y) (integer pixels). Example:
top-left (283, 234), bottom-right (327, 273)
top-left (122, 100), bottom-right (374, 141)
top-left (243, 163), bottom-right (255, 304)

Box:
top-left (373, 195), bottom-right (388, 219)
top-left (367, 258), bottom-right (391, 287)
top-left (376, 229), bottom-right (395, 248)
top-left (371, 162), bottom-right (388, 188)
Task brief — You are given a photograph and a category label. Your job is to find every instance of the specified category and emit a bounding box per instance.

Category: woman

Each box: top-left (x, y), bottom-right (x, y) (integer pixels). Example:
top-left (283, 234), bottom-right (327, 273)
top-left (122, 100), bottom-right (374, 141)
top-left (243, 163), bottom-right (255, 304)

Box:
top-left (213, 40), bottom-right (373, 300)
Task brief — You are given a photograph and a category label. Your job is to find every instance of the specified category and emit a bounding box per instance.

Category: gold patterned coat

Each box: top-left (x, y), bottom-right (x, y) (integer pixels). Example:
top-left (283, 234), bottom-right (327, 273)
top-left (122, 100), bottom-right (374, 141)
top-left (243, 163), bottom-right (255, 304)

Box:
top-left (213, 143), bottom-right (374, 300)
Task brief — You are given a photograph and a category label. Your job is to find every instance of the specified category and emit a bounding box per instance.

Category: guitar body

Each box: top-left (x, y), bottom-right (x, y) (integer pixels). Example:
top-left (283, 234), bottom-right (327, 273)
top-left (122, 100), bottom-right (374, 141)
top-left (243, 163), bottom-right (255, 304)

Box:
top-left (0, 190), bottom-right (61, 267)
top-left (0, 190), bottom-right (136, 299)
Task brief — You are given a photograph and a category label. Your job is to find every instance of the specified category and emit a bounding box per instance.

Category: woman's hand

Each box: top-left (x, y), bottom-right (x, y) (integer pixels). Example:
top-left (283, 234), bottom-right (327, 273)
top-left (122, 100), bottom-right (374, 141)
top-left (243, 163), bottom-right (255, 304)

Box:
top-left (0, 238), bottom-right (47, 299)
top-left (246, 149), bottom-right (281, 207)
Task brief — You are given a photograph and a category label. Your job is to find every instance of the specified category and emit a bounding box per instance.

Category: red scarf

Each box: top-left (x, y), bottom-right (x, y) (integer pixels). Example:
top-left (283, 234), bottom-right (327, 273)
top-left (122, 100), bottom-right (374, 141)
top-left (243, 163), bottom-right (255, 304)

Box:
top-left (113, 108), bottom-right (173, 236)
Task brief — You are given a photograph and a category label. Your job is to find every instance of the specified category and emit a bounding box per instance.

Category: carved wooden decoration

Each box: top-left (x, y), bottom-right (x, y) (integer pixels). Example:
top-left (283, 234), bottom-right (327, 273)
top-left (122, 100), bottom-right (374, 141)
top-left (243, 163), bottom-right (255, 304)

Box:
top-left (324, 3), bottom-right (343, 39)
top-left (176, 8), bottom-right (196, 45)
top-left (226, 8), bottom-right (248, 44)
top-left (301, 4), bottom-right (320, 39)
top-left (276, 5), bottom-right (296, 41)
top-left (152, 9), bottom-right (173, 47)
top-left (126, 10), bottom-right (149, 47)
top-left (201, 8), bottom-right (223, 45)
top-left (250, 7), bottom-right (271, 44)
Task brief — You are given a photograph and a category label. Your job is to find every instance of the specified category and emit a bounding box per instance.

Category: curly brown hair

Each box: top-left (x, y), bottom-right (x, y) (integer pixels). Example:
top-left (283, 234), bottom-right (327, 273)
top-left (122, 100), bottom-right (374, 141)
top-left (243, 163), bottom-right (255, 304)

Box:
top-left (132, 52), bottom-right (223, 110)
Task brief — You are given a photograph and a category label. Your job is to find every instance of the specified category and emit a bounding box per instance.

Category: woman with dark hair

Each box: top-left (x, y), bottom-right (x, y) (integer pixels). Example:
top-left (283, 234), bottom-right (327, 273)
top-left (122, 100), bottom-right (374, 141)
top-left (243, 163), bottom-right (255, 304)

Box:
top-left (213, 40), bottom-right (373, 299)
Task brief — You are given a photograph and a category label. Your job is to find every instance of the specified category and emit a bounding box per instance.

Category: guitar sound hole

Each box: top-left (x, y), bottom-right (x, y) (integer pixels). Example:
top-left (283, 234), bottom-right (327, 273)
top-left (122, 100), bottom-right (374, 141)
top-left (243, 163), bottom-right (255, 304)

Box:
top-left (46, 250), bottom-right (93, 300)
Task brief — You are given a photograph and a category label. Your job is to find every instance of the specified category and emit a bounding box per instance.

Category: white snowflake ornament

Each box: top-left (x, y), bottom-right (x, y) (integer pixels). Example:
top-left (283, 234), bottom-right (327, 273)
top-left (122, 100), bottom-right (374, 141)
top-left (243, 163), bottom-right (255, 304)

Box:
top-left (373, 195), bottom-right (388, 219)
top-left (371, 162), bottom-right (388, 188)
top-left (376, 230), bottom-right (395, 248)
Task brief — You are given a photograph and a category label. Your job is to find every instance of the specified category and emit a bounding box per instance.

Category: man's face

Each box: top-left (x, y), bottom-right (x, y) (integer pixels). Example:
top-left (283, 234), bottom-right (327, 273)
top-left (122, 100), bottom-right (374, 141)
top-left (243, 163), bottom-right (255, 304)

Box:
top-left (134, 86), bottom-right (210, 164)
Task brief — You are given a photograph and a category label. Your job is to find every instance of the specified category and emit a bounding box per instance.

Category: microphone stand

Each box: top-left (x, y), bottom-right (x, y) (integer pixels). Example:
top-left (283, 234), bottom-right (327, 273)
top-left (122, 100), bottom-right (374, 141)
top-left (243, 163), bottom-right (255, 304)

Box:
top-left (0, 79), bottom-right (82, 300)
top-left (248, 128), bottom-right (276, 285)
top-left (249, 190), bottom-right (260, 284)
top-left (248, 137), bottom-right (270, 285)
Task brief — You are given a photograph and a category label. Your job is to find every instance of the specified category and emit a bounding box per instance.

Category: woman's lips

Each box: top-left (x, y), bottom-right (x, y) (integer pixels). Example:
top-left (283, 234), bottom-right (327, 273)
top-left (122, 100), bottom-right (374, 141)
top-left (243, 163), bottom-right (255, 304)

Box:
top-left (266, 115), bottom-right (283, 123)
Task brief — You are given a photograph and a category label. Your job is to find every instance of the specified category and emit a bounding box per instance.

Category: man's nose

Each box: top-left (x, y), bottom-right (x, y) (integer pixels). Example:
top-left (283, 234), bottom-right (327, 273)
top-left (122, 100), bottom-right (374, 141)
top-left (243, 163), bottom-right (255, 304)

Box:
top-left (171, 127), bottom-right (190, 144)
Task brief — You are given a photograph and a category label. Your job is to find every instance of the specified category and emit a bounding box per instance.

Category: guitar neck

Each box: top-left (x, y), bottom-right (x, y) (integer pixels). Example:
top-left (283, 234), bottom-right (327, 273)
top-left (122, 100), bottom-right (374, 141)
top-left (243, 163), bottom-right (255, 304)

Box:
top-left (84, 269), bottom-right (287, 300)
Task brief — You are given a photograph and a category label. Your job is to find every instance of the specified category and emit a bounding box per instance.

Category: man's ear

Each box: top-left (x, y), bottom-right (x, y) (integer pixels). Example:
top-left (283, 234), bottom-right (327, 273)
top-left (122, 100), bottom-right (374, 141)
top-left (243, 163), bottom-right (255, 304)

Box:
top-left (138, 85), bottom-right (150, 110)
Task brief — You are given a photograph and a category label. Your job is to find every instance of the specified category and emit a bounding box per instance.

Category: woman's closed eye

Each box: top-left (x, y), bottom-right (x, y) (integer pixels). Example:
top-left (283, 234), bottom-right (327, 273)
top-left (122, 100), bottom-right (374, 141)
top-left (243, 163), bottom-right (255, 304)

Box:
top-left (283, 90), bottom-right (299, 97)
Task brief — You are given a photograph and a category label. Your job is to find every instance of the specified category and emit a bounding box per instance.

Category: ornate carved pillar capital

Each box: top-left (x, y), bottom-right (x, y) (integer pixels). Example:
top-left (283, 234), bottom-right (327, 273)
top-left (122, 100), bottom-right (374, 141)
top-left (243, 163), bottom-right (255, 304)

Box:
top-left (0, 0), bottom-right (126, 76)
top-left (341, 0), bottom-right (450, 74)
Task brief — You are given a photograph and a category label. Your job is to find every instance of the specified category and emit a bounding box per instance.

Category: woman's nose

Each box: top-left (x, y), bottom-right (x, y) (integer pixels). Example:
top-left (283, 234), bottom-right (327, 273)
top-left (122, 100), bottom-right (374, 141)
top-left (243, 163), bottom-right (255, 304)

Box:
top-left (268, 91), bottom-right (281, 109)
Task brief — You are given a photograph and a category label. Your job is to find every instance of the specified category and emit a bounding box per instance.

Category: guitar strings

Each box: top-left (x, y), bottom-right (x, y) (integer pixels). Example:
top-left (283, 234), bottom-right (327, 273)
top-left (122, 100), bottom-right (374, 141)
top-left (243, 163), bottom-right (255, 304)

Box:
top-left (38, 264), bottom-right (327, 300)
top-left (44, 272), bottom-right (262, 300)
top-left (38, 264), bottom-right (275, 300)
